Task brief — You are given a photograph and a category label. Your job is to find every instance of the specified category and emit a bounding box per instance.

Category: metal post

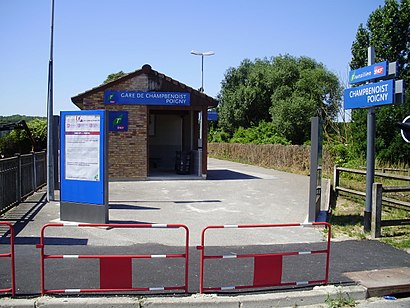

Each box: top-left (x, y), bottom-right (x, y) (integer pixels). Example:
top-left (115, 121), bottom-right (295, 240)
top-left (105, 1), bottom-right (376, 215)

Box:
top-left (190, 50), bottom-right (214, 93)
top-left (46, 0), bottom-right (55, 201)
top-left (371, 183), bottom-right (383, 238)
top-left (333, 165), bottom-right (339, 195)
top-left (15, 154), bottom-right (21, 203)
top-left (32, 151), bottom-right (37, 191)
top-left (364, 46), bottom-right (375, 232)
top-left (200, 55), bottom-right (204, 92)
top-left (308, 117), bottom-right (322, 222)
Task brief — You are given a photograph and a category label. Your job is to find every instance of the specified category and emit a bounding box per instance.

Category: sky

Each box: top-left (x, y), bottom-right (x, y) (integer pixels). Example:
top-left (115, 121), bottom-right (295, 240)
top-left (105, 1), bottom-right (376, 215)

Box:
top-left (1, 0), bottom-right (386, 117)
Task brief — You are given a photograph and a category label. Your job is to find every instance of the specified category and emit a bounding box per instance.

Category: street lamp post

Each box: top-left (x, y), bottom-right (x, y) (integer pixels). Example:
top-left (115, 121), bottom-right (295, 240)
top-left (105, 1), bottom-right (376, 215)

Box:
top-left (190, 50), bottom-right (215, 92)
top-left (46, 0), bottom-right (55, 201)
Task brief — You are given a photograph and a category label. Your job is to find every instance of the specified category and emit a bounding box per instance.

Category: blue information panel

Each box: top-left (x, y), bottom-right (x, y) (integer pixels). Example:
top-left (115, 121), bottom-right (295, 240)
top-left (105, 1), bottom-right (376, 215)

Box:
top-left (344, 79), bottom-right (394, 110)
top-left (104, 90), bottom-right (191, 106)
top-left (60, 110), bottom-right (107, 205)
top-left (109, 111), bottom-right (128, 132)
top-left (349, 61), bottom-right (388, 85)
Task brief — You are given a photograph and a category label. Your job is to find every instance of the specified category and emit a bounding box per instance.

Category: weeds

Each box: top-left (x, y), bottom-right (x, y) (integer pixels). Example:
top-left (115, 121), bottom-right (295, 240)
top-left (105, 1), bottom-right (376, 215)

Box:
top-left (325, 291), bottom-right (356, 307)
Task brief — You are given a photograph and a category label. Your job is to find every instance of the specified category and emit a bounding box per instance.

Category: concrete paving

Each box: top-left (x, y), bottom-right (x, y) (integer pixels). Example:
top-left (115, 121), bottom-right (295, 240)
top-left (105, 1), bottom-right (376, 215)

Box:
top-left (1, 158), bottom-right (409, 306)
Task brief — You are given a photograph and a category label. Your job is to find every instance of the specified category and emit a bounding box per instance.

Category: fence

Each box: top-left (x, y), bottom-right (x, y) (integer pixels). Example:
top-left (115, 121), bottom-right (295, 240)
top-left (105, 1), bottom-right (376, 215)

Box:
top-left (372, 183), bottom-right (410, 238)
top-left (334, 165), bottom-right (410, 209)
top-left (197, 222), bottom-right (331, 293)
top-left (0, 151), bottom-right (46, 213)
top-left (36, 223), bottom-right (190, 295)
top-left (0, 222), bottom-right (15, 296)
top-left (333, 166), bottom-right (410, 237)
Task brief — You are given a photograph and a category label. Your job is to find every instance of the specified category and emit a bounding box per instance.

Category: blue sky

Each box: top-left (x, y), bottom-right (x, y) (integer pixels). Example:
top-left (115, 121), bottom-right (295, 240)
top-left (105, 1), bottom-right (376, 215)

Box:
top-left (1, 0), bottom-right (385, 116)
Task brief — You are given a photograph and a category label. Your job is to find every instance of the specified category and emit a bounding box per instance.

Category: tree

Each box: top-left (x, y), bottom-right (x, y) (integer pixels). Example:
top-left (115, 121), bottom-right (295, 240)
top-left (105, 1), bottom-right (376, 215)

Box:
top-left (218, 55), bottom-right (343, 144)
top-left (103, 71), bottom-right (127, 84)
top-left (218, 59), bottom-right (271, 133)
top-left (350, 0), bottom-right (410, 164)
top-left (0, 119), bottom-right (47, 157)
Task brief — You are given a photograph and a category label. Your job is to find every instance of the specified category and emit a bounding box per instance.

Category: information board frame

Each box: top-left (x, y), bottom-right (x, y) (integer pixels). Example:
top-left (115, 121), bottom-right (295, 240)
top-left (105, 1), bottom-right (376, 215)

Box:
top-left (60, 110), bottom-right (108, 223)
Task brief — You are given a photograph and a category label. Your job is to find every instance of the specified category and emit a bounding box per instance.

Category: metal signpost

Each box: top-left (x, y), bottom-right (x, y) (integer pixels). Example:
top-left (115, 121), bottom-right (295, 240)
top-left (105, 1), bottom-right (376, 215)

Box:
top-left (60, 110), bottom-right (109, 223)
top-left (344, 47), bottom-right (405, 232)
top-left (308, 116), bottom-right (323, 222)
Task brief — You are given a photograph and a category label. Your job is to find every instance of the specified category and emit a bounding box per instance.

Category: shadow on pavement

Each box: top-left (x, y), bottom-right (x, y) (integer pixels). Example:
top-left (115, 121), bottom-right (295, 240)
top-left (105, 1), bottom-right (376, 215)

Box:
top-left (109, 204), bottom-right (160, 210)
top-left (207, 169), bottom-right (260, 180)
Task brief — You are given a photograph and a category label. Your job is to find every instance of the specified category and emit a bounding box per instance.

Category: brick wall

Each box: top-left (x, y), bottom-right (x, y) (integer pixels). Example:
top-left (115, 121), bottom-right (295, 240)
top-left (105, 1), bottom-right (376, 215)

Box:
top-left (79, 75), bottom-right (149, 179)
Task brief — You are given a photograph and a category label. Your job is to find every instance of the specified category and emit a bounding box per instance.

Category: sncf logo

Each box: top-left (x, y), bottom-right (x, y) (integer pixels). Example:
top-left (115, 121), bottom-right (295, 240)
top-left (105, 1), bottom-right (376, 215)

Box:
top-left (374, 66), bottom-right (384, 75)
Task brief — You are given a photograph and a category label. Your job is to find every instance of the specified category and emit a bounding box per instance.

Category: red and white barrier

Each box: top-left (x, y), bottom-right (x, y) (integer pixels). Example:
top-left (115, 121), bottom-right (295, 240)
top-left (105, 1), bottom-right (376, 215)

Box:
top-left (36, 223), bottom-right (189, 295)
top-left (0, 222), bottom-right (15, 296)
top-left (197, 222), bottom-right (331, 293)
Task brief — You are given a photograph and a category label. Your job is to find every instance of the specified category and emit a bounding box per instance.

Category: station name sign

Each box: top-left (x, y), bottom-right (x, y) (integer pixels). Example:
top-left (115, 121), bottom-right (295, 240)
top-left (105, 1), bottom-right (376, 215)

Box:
top-left (349, 61), bottom-right (387, 85)
top-left (344, 79), bottom-right (394, 110)
top-left (104, 90), bottom-right (191, 106)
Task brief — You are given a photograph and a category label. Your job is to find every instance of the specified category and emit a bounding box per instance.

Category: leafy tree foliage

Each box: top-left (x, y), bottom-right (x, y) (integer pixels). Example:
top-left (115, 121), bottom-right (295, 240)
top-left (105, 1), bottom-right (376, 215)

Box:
top-left (103, 71), bottom-right (127, 84)
top-left (218, 59), bottom-right (271, 133)
top-left (0, 119), bottom-right (47, 157)
top-left (0, 115), bottom-right (46, 123)
top-left (350, 0), bottom-right (410, 164)
top-left (218, 55), bottom-right (342, 144)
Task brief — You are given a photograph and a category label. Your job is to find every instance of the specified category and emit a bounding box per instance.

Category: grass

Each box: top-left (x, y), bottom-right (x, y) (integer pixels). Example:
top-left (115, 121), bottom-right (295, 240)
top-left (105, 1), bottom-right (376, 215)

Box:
top-left (330, 196), bottom-right (410, 251)
top-left (210, 149), bottom-right (410, 251)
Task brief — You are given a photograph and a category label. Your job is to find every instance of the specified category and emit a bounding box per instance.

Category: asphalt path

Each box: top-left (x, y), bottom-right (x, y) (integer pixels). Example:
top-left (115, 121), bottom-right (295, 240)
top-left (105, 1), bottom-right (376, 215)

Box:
top-left (1, 158), bottom-right (409, 296)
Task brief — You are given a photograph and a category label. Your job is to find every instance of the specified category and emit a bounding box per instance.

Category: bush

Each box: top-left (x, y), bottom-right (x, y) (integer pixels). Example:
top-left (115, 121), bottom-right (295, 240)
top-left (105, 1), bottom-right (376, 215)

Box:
top-left (230, 121), bottom-right (290, 145)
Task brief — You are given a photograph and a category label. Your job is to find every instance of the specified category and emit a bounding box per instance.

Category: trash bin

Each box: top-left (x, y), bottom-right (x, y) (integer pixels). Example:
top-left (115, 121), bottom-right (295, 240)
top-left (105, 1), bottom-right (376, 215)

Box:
top-left (175, 151), bottom-right (192, 174)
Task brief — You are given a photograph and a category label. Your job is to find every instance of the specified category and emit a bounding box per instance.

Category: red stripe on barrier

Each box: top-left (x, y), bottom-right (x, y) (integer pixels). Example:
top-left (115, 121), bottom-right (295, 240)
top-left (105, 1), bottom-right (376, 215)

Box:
top-left (100, 257), bottom-right (132, 289)
top-left (253, 255), bottom-right (283, 287)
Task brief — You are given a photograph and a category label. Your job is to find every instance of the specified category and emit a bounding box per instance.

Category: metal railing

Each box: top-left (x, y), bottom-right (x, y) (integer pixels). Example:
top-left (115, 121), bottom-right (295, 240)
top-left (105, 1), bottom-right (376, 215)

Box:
top-left (0, 151), bottom-right (46, 213)
top-left (333, 165), bottom-right (410, 209)
top-left (37, 223), bottom-right (190, 295)
top-left (371, 183), bottom-right (410, 238)
top-left (197, 222), bottom-right (331, 293)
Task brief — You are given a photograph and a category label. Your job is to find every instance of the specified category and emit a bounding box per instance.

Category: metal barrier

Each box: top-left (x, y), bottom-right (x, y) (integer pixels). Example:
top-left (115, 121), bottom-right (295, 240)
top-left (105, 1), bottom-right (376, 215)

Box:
top-left (197, 222), bottom-right (331, 293)
top-left (0, 151), bottom-right (46, 213)
top-left (0, 222), bottom-right (15, 296)
top-left (36, 223), bottom-right (189, 295)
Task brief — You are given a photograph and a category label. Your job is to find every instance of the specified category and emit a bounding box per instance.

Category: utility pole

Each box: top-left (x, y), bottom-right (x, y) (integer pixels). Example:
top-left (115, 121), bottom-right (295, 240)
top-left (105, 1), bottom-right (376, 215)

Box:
top-left (46, 0), bottom-right (55, 201)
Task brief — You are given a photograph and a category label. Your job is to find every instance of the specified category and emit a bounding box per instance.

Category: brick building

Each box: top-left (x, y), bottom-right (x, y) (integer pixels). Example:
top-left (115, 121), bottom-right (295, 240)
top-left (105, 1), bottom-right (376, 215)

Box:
top-left (71, 64), bottom-right (218, 180)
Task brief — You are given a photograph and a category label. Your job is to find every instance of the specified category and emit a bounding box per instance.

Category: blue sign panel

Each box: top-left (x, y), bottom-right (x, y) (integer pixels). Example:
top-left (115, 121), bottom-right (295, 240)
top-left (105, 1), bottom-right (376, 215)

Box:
top-left (344, 79), bottom-right (394, 110)
top-left (208, 111), bottom-right (218, 121)
top-left (104, 90), bottom-right (191, 106)
top-left (60, 110), bottom-right (107, 205)
top-left (109, 111), bottom-right (128, 132)
top-left (349, 61), bottom-right (388, 85)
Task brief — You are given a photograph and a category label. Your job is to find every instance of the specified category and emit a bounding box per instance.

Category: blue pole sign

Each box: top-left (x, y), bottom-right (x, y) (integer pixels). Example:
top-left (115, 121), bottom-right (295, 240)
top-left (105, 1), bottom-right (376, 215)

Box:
top-left (208, 111), bottom-right (218, 121)
top-left (109, 111), bottom-right (128, 132)
top-left (344, 79), bottom-right (394, 110)
top-left (349, 61), bottom-right (388, 85)
top-left (104, 90), bottom-right (191, 106)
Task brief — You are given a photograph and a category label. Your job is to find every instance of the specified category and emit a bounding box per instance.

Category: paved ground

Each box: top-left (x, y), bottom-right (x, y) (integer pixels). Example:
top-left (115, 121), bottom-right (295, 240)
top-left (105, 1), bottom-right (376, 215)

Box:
top-left (0, 158), bottom-right (409, 306)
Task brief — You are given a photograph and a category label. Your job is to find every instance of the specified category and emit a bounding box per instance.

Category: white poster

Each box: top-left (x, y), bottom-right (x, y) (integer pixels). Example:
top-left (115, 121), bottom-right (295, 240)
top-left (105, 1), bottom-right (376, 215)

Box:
top-left (65, 115), bottom-right (101, 181)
